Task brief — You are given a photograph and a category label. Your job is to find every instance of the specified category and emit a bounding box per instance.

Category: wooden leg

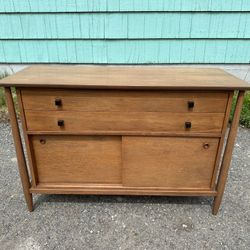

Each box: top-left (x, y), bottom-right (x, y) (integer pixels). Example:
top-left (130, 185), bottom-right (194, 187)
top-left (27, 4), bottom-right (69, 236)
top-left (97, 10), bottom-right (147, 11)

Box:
top-left (212, 91), bottom-right (245, 215)
top-left (4, 87), bottom-right (33, 212)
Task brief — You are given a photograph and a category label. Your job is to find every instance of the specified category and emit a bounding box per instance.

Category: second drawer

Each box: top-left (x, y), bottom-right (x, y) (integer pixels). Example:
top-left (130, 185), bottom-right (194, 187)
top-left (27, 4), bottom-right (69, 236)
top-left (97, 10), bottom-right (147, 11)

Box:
top-left (25, 110), bottom-right (225, 133)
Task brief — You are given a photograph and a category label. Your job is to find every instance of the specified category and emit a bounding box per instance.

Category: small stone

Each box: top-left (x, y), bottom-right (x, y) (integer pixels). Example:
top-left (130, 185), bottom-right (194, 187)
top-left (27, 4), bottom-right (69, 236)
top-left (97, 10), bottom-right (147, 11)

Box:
top-left (116, 197), bottom-right (123, 202)
top-left (11, 157), bottom-right (17, 162)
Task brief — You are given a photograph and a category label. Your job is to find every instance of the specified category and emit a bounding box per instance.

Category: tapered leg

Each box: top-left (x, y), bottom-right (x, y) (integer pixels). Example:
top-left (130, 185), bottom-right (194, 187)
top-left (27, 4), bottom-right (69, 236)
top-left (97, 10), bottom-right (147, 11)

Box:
top-left (212, 91), bottom-right (245, 215)
top-left (4, 87), bottom-right (33, 212)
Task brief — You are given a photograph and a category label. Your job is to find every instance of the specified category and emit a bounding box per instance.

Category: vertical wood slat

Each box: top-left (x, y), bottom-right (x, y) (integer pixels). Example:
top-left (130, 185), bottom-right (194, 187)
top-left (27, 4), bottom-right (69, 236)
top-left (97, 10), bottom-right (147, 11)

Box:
top-left (210, 91), bottom-right (234, 190)
top-left (4, 87), bottom-right (33, 212)
top-left (212, 91), bottom-right (245, 215)
top-left (16, 89), bottom-right (38, 186)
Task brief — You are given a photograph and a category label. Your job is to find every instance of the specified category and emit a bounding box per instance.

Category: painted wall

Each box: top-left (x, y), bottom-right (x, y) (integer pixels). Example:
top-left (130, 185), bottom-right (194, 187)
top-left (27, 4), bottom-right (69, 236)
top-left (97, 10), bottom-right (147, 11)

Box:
top-left (0, 0), bottom-right (250, 64)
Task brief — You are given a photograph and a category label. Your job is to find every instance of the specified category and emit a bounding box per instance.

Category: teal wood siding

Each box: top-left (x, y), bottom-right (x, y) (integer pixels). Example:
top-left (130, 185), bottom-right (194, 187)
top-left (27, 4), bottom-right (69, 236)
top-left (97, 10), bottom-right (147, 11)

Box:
top-left (0, 0), bottom-right (250, 64)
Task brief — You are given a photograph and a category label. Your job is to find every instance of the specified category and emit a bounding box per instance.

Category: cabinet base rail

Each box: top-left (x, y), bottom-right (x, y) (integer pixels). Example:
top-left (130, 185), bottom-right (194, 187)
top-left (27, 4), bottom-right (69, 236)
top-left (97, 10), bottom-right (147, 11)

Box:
top-left (30, 184), bottom-right (217, 197)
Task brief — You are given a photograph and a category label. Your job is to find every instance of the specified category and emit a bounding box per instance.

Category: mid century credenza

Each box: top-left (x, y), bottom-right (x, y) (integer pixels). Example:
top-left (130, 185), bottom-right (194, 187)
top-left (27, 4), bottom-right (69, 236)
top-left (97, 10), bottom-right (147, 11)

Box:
top-left (1, 66), bottom-right (249, 214)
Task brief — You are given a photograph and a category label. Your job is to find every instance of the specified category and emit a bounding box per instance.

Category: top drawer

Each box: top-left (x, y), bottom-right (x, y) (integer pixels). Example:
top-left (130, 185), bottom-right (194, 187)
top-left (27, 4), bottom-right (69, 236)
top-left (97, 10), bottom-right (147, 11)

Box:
top-left (21, 89), bottom-right (228, 113)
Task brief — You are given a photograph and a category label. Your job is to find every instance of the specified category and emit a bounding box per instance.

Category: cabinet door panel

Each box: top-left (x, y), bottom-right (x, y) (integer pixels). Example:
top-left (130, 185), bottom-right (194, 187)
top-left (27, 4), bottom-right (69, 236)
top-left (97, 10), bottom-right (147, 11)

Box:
top-left (31, 135), bottom-right (122, 184)
top-left (122, 137), bottom-right (219, 189)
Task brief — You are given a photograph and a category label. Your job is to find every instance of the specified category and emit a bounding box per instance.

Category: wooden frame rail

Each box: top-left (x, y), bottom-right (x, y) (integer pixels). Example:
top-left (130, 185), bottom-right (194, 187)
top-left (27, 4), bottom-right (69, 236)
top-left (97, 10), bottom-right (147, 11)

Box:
top-left (4, 87), bottom-right (33, 211)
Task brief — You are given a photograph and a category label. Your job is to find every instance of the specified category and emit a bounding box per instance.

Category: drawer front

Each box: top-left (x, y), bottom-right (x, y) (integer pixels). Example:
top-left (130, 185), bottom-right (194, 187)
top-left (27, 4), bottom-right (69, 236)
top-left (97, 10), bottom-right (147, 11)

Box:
top-left (122, 137), bottom-right (219, 188)
top-left (31, 135), bottom-right (122, 184)
top-left (25, 110), bottom-right (225, 133)
top-left (21, 89), bottom-right (228, 113)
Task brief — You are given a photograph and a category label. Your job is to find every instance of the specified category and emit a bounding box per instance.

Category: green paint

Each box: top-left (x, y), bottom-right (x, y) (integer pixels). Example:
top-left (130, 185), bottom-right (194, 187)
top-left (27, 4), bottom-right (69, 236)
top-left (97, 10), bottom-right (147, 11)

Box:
top-left (0, 40), bottom-right (249, 63)
top-left (0, 0), bottom-right (249, 64)
top-left (0, 0), bottom-right (250, 12)
top-left (1, 13), bottom-right (250, 39)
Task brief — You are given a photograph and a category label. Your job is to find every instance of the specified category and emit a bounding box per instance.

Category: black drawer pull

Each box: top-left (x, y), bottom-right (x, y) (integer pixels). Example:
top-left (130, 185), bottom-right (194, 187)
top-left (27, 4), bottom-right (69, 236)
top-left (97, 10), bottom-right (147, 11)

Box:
top-left (185, 121), bottom-right (192, 129)
top-left (188, 100), bottom-right (195, 109)
top-left (55, 98), bottom-right (62, 106)
top-left (57, 120), bottom-right (64, 127)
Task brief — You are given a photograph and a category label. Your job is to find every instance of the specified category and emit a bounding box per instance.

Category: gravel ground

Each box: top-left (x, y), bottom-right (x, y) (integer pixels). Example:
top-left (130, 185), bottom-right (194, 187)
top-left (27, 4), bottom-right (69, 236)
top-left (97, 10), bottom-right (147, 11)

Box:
top-left (0, 121), bottom-right (249, 250)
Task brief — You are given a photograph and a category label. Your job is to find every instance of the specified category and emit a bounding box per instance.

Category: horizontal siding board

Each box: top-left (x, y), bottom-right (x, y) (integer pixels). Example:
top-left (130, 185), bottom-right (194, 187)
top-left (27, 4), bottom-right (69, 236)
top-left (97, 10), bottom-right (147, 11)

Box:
top-left (0, 0), bottom-right (250, 12)
top-left (1, 13), bottom-right (250, 39)
top-left (0, 40), bottom-right (249, 63)
top-left (0, 1), bottom-right (249, 64)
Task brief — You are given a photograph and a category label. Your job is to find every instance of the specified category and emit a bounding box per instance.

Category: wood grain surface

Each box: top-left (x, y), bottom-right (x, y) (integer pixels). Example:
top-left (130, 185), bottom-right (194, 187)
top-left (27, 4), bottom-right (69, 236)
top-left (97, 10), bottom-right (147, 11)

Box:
top-left (25, 110), bottom-right (225, 133)
top-left (21, 89), bottom-right (228, 113)
top-left (122, 137), bottom-right (219, 188)
top-left (1, 66), bottom-right (249, 90)
top-left (30, 184), bottom-right (217, 197)
top-left (31, 135), bottom-right (122, 184)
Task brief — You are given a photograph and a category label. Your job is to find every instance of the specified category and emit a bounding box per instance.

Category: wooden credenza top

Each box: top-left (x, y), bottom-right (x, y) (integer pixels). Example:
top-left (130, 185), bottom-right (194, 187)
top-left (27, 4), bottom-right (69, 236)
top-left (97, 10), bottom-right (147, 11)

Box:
top-left (1, 66), bottom-right (249, 90)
